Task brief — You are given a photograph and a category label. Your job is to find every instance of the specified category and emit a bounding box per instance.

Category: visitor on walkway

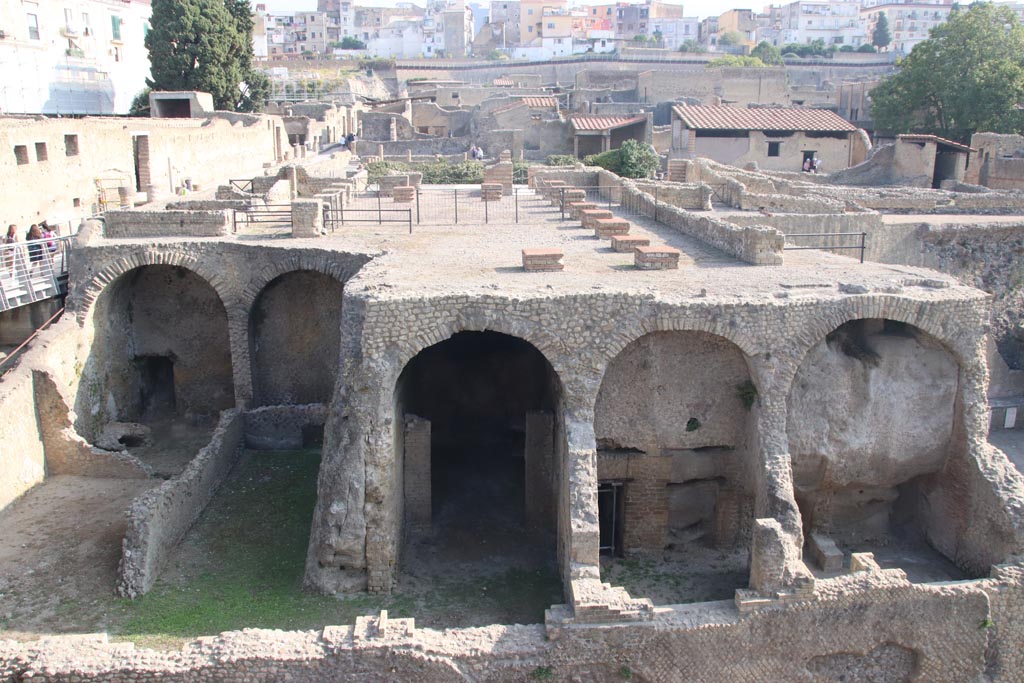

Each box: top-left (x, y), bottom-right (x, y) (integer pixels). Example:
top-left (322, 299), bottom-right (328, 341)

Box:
top-left (3, 224), bottom-right (18, 274)
top-left (25, 224), bottom-right (43, 270)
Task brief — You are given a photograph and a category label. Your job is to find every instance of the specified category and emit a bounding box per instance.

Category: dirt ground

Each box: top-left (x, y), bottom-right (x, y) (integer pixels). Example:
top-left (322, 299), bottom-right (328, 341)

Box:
top-left (0, 475), bottom-right (155, 639)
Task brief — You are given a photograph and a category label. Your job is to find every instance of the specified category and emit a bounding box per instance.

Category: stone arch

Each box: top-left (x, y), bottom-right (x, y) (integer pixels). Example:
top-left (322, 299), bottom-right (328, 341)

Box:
top-left (74, 250), bottom-right (233, 324)
top-left (391, 315), bottom-right (571, 395)
top-left (393, 329), bottom-right (567, 617)
top-left (74, 262), bottom-right (236, 438)
top-left (785, 315), bottom-right (974, 580)
top-left (248, 269), bottom-right (345, 406)
top-left (239, 255), bottom-right (353, 311)
top-left (780, 296), bottom-right (977, 391)
top-left (593, 329), bottom-right (757, 603)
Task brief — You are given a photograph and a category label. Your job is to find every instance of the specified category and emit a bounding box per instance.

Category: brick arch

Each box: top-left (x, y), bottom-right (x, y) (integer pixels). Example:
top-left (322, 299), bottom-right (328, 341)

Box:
top-left (392, 317), bottom-right (570, 394)
top-left (597, 315), bottom-right (764, 369)
top-left (74, 251), bottom-right (233, 323)
top-left (778, 295), bottom-right (979, 395)
top-left (239, 255), bottom-right (353, 311)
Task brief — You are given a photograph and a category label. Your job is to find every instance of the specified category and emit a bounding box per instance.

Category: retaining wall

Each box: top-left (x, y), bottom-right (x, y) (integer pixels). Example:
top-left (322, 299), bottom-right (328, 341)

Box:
top-left (117, 409), bottom-right (244, 598)
top-left (104, 210), bottom-right (232, 239)
top-left (244, 403), bottom-right (328, 450)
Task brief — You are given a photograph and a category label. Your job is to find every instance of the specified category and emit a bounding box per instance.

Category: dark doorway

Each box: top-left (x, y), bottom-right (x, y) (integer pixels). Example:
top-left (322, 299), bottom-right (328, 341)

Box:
top-left (598, 481), bottom-right (625, 556)
top-left (395, 331), bottom-right (564, 621)
top-left (136, 355), bottom-right (176, 418)
top-left (802, 150), bottom-right (817, 165)
top-left (131, 135), bottom-right (150, 194)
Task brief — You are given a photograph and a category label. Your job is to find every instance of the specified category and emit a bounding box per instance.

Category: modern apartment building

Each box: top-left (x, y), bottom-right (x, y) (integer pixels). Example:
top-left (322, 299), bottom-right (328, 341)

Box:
top-left (0, 0), bottom-right (151, 114)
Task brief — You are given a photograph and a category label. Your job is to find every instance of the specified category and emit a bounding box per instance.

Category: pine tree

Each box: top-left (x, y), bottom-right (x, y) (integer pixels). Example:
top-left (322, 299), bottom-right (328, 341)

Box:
top-left (146, 0), bottom-right (266, 112)
top-left (872, 12), bottom-right (892, 50)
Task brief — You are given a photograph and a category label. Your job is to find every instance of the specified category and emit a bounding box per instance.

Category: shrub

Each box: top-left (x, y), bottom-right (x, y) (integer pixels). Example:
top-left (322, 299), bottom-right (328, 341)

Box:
top-left (583, 149), bottom-right (621, 174)
top-left (366, 160), bottom-right (410, 183)
top-left (513, 159), bottom-right (531, 184)
top-left (707, 55), bottom-right (767, 68)
top-left (545, 154), bottom-right (577, 166)
top-left (619, 139), bottom-right (660, 179)
top-left (419, 159), bottom-right (485, 184)
top-left (857, 44), bottom-right (877, 53)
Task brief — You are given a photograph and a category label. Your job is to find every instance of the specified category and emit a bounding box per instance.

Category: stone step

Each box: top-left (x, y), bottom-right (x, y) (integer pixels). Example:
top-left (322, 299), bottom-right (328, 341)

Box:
top-left (522, 248), bottom-right (564, 272)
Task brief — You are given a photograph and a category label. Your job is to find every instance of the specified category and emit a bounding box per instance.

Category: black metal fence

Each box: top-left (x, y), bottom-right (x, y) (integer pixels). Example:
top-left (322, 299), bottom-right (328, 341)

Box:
top-left (783, 232), bottom-right (868, 263)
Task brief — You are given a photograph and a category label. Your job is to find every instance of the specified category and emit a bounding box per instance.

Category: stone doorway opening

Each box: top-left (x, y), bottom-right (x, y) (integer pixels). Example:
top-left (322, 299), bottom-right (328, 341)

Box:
top-left (135, 354), bottom-right (176, 419)
top-left (395, 331), bottom-right (564, 623)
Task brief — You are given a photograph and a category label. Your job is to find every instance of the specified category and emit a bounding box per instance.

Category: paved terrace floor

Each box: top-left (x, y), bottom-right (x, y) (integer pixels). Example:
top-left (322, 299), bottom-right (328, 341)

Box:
top-left (138, 185), bottom-right (984, 305)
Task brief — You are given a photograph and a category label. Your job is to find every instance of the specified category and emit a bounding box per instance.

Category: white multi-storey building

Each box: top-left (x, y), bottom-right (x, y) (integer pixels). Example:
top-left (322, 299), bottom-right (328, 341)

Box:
top-left (0, 0), bottom-right (151, 114)
top-left (763, 0), bottom-right (867, 47)
top-left (861, 1), bottom-right (952, 55)
top-left (648, 16), bottom-right (700, 50)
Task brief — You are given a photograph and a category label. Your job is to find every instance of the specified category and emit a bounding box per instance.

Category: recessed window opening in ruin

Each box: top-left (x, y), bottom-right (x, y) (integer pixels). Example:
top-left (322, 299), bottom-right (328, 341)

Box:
top-left (594, 331), bottom-right (755, 605)
top-left (249, 271), bottom-right (343, 407)
top-left (395, 331), bottom-right (563, 618)
top-left (787, 318), bottom-right (974, 582)
top-left (79, 265), bottom-right (234, 441)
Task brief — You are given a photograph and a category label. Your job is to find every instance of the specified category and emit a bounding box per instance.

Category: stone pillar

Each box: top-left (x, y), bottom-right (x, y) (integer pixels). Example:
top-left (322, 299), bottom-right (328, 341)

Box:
top-left (293, 143), bottom-right (302, 160)
top-left (601, 133), bottom-right (611, 152)
top-left (288, 165), bottom-right (298, 199)
top-left (404, 415), bottom-right (431, 531)
top-left (291, 199), bottom-right (323, 238)
top-left (406, 149), bottom-right (413, 162)
top-left (117, 185), bottom-right (132, 209)
top-left (525, 411), bottom-right (555, 532)
top-left (378, 144), bottom-right (385, 162)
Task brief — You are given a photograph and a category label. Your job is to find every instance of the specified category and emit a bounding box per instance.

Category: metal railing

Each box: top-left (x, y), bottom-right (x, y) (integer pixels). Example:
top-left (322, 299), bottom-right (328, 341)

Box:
top-left (231, 204), bottom-right (293, 232)
top-left (784, 232), bottom-right (868, 263)
top-left (0, 235), bottom-right (73, 313)
top-left (323, 205), bottom-right (413, 233)
top-left (0, 305), bottom-right (64, 376)
top-left (229, 178), bottom-right (255, 194)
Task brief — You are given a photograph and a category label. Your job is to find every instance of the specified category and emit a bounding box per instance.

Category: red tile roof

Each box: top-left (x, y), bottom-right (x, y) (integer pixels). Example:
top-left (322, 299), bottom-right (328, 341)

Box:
top-left (492, 77), bottom-right (515, 87)
top-left (570, 114), bottom-right (647, 132)
top-left (671, 105), bottom-right (857, 132)
top-left (522, 96), bottom-right (559, 109)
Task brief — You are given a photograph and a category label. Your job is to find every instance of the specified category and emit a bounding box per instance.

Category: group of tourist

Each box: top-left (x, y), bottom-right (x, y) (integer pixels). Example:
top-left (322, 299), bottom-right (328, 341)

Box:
top-left (802, 157), bottom-right (823, 173)
top-left (469, 145), bottom-right (484, 160)
top-left (2, 222), bottom-right (60, 275)
top-left (341, 132), bottom-right (357, 150)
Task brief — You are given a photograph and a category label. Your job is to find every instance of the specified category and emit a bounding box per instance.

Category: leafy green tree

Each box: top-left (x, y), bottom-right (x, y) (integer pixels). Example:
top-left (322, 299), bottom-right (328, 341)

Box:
top-left (750, 41), bottom-right (783, 65)
top-left (678, 39), bottom-right (705, 53)
top-left (870, 3), bottom-right (1024, 142)
top-left (707, 55), bottom-right (766, 67)
top-left (857, 44), bottom-right (877, 53)
top-left (146, 0), bottom-right (267, 112)
top-left (340, 36), bottom-right (366, 49)
top-left (872, 12), bottom-right (892, 50)
top-left (717, 30), bottom-right (744, 46)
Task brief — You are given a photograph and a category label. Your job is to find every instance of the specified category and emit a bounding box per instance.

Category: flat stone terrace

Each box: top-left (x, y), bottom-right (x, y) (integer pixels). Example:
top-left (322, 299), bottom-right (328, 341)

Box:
top-left (135, 185), bottom-right (983, 308)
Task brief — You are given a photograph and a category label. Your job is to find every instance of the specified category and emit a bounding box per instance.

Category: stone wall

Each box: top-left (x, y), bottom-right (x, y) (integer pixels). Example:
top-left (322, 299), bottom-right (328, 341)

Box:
top-left (244, 403), bottom-right (328, 450)
top-left (117, 409), bottom-right (244, 598)
top-left (306, 281), bottom-right (1018, 611)
top-left (103, 210), bottom-right (232, 238)
top-left (0, 113), bottom-right (286, 228)
top-left (67, 242), bottom-right (370, 439)
top-left (3, 565), bottom-right (1023, 682)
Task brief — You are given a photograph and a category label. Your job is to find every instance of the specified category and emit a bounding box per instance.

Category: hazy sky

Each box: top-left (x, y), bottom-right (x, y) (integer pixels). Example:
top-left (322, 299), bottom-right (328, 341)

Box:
top-left (260, 0), bottom-right (731, 21)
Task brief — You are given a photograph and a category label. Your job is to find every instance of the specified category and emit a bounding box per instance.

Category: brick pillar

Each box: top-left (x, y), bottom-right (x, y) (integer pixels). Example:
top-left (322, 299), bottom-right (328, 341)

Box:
top-left (404, 415), bottom-right (431, 531)
top-left (623, 454), bottom-right (670, 553)
top-left (525, 411), bottom-right (555, 532)
top-left (291, 199), bottom-right (323, 238)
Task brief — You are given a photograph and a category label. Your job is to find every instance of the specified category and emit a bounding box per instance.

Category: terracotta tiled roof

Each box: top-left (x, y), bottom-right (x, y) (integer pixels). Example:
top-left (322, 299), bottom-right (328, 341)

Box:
top-left (570, 114), bottom-right (647, 132)
top-left (492, 77), bottom-right (515, 87)
top-left (522, 96), bottom-right (558, 109)
top-left (898, 134), bottom-right (975, 153)
top-left (671, 105), bottom-right (857, 132)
